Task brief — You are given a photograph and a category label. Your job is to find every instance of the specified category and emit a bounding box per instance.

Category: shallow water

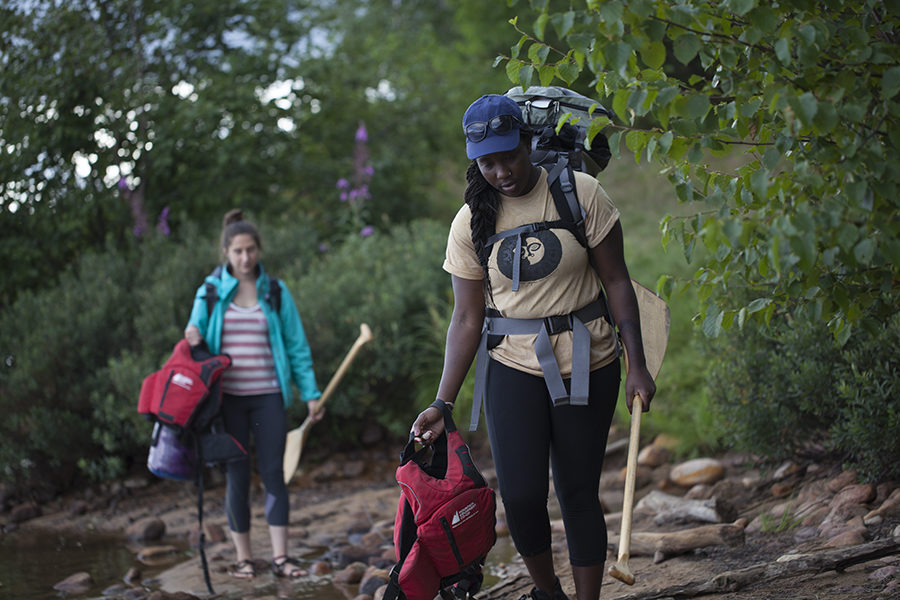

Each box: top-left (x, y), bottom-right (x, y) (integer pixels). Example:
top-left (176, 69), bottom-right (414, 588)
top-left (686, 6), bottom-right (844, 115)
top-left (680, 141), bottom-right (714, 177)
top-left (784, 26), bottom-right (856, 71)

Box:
top-left (1, 527), bottom-right (518, 599)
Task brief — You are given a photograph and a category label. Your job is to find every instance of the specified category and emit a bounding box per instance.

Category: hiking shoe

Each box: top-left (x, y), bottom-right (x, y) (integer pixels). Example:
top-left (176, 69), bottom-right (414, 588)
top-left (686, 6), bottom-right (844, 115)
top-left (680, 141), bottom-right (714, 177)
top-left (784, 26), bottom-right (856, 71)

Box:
top-left (518, 577), bottom-right (569, 600)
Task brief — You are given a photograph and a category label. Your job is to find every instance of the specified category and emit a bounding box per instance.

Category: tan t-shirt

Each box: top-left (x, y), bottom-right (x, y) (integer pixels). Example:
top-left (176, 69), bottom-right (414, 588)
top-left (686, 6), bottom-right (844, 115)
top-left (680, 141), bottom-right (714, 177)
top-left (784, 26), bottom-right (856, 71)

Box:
top-left (443, 168), bottom-right (621, 377)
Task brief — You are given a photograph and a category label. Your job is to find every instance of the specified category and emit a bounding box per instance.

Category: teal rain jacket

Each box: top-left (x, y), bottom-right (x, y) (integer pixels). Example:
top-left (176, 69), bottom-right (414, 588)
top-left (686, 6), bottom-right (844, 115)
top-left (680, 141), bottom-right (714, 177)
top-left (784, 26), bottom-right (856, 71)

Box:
top-left (187, 264), bottom-right (321, 408)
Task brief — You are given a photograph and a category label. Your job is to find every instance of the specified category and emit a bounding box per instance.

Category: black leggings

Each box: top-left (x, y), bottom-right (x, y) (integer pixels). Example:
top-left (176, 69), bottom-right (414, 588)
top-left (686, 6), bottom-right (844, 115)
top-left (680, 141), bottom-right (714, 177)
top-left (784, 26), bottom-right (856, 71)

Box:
top-left (221, 392), bottom-right (289, 532)
top-left (483, 358), bottom-right (619, 566)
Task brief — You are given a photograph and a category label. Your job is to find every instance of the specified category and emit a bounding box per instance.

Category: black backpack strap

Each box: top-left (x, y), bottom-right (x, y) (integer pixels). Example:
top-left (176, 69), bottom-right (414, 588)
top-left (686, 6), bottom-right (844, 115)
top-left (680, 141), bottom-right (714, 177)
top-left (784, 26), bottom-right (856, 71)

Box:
top-left (266, 276), bottom-right (282, 314)
top-left (192, 434), bottom-right (215, 595)
top-left (546, 156), bottom-right (588, 249)
top-left (204, 265), bottom-right (224, 318)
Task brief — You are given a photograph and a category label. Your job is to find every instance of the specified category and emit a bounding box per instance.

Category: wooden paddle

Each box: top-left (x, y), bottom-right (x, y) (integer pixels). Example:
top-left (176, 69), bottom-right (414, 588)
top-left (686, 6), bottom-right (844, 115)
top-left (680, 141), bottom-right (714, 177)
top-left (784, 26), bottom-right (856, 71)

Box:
top-left (609, 281), bottom-right (670, 585)
top-left (283, 323), bottom-right (374, 484)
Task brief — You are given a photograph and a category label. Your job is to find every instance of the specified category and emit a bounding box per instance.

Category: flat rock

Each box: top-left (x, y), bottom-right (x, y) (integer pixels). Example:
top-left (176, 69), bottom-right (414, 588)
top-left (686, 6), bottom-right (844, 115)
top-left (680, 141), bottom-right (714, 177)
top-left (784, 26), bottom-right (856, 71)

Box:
top-left (53, 571), bottom-right (93, 593)
top-left (669, 458), bottom-right (725, 487)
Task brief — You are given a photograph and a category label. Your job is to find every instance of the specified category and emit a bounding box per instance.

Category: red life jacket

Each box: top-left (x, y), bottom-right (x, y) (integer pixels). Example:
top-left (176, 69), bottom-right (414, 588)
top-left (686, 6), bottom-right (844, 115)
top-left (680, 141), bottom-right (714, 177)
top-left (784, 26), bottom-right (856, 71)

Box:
top-left (137, 339), bottom-right (231, 431)
top-left (384, 401), bottom-right (497, 600)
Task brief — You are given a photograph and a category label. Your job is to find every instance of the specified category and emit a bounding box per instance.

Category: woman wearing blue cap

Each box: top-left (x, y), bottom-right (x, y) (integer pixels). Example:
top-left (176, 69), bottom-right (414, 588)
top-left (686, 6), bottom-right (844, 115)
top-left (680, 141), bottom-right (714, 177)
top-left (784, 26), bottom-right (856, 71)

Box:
top-left (411, 94), bottom-right (656, 600)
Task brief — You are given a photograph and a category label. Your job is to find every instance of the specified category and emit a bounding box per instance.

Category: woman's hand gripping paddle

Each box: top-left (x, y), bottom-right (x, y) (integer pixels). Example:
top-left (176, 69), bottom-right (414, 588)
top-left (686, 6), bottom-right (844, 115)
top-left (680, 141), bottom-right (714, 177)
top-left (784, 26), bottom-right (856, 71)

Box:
top-left (609, 281), bottom-right (670, 585)
top-left (283, 323), bottom-right (373, 484)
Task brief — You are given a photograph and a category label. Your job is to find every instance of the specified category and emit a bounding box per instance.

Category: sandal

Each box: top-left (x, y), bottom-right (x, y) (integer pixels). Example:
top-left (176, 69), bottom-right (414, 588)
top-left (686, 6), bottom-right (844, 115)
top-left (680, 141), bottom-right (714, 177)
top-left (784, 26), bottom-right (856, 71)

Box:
top-left (271, 555), bottom-right (307, 579)
top-left (228, 559), bottom-right (256, 580)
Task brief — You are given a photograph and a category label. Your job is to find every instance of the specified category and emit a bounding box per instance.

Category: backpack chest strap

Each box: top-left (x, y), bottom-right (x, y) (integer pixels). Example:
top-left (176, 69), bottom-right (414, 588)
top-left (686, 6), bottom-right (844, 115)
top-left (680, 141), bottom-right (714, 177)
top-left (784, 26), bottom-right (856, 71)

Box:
top-left (469, 296), bottom-right (608, 431)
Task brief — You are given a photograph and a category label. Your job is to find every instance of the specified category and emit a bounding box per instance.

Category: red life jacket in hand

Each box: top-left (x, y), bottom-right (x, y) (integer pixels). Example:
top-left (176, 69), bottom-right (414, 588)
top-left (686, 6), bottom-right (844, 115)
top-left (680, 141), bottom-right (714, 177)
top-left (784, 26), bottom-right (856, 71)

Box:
top-left (384, 401), bottom-right (497, 600)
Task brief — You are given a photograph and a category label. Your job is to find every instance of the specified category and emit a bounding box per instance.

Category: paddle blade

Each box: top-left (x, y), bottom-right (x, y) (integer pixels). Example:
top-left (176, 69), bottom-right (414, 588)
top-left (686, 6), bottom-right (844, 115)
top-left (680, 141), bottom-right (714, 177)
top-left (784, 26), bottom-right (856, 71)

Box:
top-left (631, 280), bottom-right (671, 379)
top-left (283, 420), bottom-right (311, 484)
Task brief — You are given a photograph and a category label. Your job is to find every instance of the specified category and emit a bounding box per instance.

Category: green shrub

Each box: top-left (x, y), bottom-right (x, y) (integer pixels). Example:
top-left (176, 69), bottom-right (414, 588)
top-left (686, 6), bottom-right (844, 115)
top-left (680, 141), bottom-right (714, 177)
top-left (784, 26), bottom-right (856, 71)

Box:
top-left (0, 249), bottom-right (134, 487)
top-left (707, 315), bottom-right (900, 481)
top-left (285, 220), bottom-right (452, 441)
top-left (829, 318), bottom-right (900, 482)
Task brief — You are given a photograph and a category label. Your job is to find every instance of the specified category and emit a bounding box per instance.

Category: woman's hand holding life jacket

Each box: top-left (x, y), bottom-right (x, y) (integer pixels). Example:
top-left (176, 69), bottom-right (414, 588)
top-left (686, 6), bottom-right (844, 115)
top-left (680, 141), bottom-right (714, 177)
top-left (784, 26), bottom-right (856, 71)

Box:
top-left (412, 405), bottom-right (445, 446)
top-left (184, 324), bottom-right (203, 347)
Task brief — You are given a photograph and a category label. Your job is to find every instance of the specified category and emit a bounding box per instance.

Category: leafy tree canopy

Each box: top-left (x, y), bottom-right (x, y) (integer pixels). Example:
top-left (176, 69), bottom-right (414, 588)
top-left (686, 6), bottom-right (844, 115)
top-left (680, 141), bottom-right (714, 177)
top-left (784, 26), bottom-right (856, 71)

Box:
top-left (503, 0), bottom-right (900, 344)
top-left (0, 0), bottom-right (522, 305)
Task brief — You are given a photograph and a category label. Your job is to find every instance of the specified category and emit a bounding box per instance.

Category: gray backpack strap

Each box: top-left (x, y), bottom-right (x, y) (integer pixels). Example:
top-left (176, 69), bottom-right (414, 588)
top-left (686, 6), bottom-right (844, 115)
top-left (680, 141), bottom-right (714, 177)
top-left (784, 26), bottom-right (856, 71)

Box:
top-left (469, 297), bottom-right (608, 430)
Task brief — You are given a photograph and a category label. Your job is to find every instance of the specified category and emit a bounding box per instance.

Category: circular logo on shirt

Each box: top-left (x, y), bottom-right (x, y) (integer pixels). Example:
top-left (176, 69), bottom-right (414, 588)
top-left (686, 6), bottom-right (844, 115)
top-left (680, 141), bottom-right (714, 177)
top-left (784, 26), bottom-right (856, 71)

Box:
top-left (496, 229), bottom-right (563, 283)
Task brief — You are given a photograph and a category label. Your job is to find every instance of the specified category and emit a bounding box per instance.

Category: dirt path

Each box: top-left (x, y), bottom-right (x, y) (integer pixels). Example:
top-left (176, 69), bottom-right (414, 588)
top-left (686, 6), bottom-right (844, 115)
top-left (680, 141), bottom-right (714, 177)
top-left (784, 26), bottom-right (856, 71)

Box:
top-left (12, 436), bottom-right (900, 600)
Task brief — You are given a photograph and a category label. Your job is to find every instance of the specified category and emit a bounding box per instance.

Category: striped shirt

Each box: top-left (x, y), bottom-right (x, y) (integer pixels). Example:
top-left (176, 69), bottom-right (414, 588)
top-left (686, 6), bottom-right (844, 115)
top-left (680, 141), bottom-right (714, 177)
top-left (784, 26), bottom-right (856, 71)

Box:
top-left (220, 303), bottom-right (280, 396)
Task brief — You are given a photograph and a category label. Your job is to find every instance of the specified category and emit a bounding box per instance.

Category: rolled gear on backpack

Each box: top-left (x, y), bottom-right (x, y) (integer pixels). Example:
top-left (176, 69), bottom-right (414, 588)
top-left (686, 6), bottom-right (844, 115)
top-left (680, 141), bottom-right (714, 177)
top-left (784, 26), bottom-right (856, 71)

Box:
top-left (384, 400), bottom-right (497, 600)
top-left (505, 85), bottom-right (613, 175)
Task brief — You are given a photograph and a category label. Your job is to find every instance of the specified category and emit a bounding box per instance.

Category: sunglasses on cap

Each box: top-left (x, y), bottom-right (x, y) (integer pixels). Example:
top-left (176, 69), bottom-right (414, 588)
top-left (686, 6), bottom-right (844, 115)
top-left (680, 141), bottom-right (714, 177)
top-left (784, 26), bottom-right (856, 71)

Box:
top-left (463, 114), bottom-right (522, 142)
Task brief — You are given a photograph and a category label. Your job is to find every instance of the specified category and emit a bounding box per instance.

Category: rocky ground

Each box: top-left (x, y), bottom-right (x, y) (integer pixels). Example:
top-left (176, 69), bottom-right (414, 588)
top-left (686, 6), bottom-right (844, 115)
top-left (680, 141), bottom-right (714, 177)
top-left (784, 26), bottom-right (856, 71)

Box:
top-left (4, 428), bottom-right (900, 600)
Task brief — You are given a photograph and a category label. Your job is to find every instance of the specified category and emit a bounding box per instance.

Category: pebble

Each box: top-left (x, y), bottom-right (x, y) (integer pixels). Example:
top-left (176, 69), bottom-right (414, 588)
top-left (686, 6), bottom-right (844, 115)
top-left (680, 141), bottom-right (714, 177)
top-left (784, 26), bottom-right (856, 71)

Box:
top-left (826, 470), bottom-right (858, 493)
top-left (334, 561), bottom-right (368, 584)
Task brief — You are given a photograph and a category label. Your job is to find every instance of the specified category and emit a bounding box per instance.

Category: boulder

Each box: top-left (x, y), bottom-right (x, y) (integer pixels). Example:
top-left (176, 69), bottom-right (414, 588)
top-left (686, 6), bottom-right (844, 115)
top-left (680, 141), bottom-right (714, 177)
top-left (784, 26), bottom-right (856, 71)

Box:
top-left (669, 458), bottom-right (725, 487)
top-left (127, 516), bottom-right (166, 542)
top-left (826, 470), bottom-right (859, 493)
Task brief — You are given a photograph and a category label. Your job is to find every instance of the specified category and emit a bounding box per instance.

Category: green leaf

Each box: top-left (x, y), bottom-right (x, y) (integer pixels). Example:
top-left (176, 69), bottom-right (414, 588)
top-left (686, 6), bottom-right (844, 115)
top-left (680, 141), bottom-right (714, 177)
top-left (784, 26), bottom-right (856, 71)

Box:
top-left (539, 64), bottom-right (556, 86)
top-left (882, 66), bottom-right (900, 99)
top-left (556, 61), bottom-right (580, 85)
top-left (658, 130), bottom-right (674, 153)
top-left (528, 43), bottom-right (551, 66)
top-left (750, 168), bottom-right (769, 199)
top-left (506, 59), bottom-right (523, 83)
top-left (640, 41), bottom-right (666, 70)
top-left (702, 308), bottom-right (724, 338)
top-left (552, 11), bottom-right (576, 38)
top-left (534, 13), bottom-right (550, 41)
top-left (607, 130), bottom-right (623, 159)
top-left (655, 85), bottom-right (680, 108)
top-left (673, 33), bottom-right (701, 65)
top-left (518, 64), bottom-right (535, 88)
top-left (727, 0), bottom-right (756, 17)
top-left (789, 233), bottom-right (817, 270)
top-left (788, 92), bottom-right (818, 127)
top-left (626, 130), bottom-right (646, 153)
top-left (854, 238), bottom-right (875, 265)
top-left (774, 38), bottom-right (791, 64)
top-left (511, 35), bottom-right (528, 60)
top-left (684, 93), bottom-right (711, 119)
top-left (604, 41), bottom-right (632, 76)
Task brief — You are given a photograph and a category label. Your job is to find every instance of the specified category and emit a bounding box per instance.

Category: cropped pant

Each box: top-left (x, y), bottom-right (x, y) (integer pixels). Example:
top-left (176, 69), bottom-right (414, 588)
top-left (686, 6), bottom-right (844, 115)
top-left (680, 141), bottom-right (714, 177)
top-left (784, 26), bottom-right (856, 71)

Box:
top-left (483, 358), bottom-right (619, 566)
top-left (221, 392), bottom-right (289, 532)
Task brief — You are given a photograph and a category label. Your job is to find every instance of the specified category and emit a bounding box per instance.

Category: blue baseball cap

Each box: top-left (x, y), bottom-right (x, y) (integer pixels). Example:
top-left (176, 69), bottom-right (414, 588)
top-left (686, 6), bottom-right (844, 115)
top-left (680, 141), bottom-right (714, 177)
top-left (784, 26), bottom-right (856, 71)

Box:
top-left (462, 94), bottom-right (523, 160)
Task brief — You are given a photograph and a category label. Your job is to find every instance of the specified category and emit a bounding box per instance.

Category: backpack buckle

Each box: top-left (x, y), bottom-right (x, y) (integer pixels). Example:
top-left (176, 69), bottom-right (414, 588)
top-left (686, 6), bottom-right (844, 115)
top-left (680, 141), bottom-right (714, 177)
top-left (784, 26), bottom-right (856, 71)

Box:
top-left (543, 314), bottom-right (573, 336)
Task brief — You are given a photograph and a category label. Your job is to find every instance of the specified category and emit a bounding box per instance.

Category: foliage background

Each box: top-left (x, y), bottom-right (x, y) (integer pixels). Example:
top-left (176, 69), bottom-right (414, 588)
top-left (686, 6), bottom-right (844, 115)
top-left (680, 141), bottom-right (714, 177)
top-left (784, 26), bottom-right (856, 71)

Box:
top-left (2, 0), bottom-right (898, 495)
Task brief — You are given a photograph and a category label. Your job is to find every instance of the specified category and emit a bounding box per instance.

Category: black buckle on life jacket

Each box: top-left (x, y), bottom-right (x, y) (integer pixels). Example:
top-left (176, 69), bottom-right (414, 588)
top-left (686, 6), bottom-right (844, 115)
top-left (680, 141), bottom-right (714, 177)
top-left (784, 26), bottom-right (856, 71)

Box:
top-left (543, 314), bottom-right (573, 335)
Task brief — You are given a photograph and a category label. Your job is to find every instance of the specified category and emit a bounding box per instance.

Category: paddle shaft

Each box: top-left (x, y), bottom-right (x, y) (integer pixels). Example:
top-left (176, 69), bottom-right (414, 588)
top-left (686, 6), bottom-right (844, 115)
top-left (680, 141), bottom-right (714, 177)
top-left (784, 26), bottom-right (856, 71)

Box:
top-left (304, 323), bottom-right (373, 421)
top-left (617, 396), bottom-right (644, 568)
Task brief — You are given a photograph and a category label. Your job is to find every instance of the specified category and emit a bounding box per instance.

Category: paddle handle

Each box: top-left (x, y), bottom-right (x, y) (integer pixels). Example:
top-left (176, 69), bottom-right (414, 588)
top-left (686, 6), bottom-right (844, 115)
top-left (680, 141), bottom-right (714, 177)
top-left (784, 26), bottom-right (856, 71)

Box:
top-left (308, 323), bottom-right (373, 417)
top-left (617, 394), bottom-right (643, 562)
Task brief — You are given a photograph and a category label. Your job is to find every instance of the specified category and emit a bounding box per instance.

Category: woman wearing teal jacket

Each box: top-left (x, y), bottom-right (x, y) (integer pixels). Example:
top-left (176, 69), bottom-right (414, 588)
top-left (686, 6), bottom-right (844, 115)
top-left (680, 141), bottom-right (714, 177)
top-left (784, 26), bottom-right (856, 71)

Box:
top-left (185, 209), bottom-right (321, 580)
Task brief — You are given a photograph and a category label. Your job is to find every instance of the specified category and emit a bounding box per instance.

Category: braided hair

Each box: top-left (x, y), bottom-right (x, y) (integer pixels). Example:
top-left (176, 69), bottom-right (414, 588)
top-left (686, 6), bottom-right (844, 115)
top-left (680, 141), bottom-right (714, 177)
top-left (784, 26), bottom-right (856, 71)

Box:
top-left (464, 161), bottom-right (499, 306)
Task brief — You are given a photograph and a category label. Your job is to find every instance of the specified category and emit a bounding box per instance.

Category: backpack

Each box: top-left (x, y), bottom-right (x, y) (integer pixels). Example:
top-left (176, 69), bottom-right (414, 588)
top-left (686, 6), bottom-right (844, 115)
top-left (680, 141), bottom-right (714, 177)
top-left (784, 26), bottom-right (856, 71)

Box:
top-left (138, 340), bottom-right (244, 595)
top-left (383, 401), bottom-right (497, 600)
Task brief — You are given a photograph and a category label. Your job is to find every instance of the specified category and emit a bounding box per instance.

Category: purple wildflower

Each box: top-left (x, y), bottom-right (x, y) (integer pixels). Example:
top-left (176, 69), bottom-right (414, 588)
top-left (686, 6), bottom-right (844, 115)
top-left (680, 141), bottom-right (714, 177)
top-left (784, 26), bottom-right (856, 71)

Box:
top-left (355, 123), bottom-right (368, 143)
top-left (318, 243), bottom-right (329, 252)
top-left (156, 206), bottom-right (170, 236)
top-left (360, 225), bottom-right (374, 237)
top-left (336, 178), bottom-right (349, 189)
top-left (117, 177), bottom-right (130, 191)
top-left (363, 165), bottom-right (374, 177)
